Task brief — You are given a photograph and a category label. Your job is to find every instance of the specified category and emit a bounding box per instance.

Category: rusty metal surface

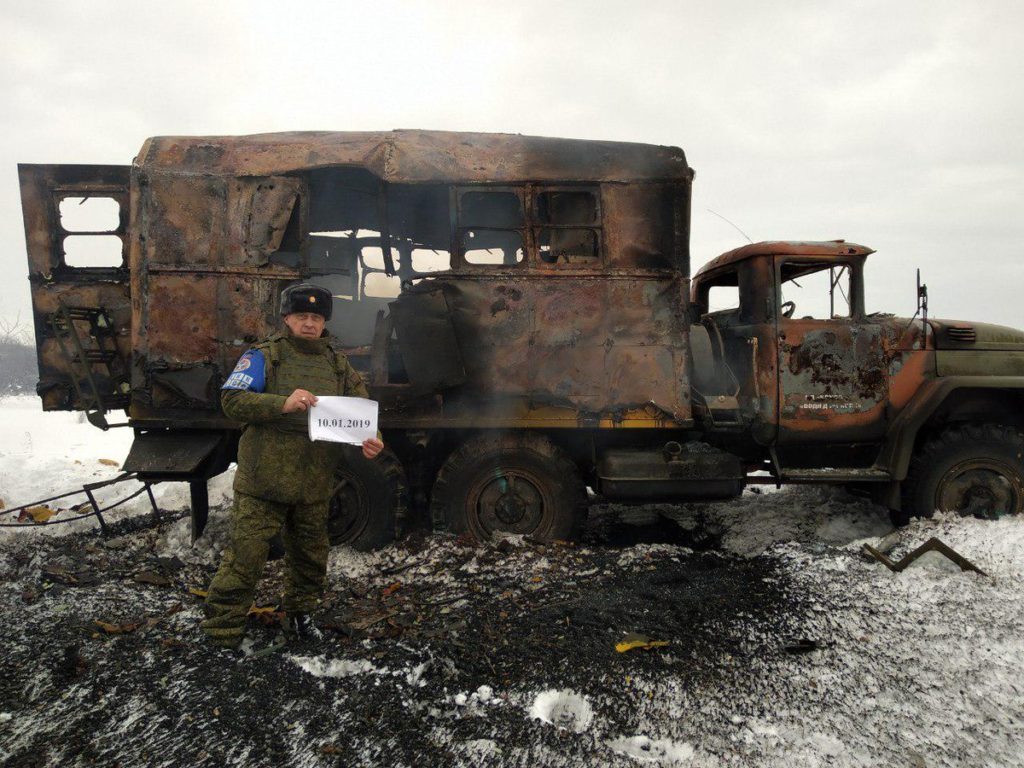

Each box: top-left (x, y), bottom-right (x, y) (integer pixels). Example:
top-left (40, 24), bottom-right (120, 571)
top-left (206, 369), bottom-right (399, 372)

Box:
top-left (433, 275), bottom-right (691, 420)
top-left (136, 131), bottom-right (693, 184)
top-left (862, 537), bottom-right (987, 576)
top-left (778, 315), bottom-right (933, 443)
top-left (19, 164), bottom-right (132, 411)
top-left (695, 240), bottom-right (874, 280)
top-left (114, 133), bottom-right (696, 429)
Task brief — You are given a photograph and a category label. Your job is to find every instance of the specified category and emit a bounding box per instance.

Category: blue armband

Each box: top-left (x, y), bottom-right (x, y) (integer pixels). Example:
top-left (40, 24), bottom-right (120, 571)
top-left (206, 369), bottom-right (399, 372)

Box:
top-left (222, 350), bottom-right (266, 391)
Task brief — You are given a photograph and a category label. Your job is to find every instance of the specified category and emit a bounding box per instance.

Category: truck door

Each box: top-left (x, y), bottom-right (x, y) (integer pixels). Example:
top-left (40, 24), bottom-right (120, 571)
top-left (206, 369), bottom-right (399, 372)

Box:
top-left (18, 164), bottom-right (132, 424)
top-left (775, 256), bottom-right (888, 444)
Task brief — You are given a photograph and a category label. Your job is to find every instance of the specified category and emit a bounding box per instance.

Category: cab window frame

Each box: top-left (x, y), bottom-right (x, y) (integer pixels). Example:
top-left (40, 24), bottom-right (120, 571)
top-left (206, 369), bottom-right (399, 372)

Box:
top-left (775, 257), bottom-right (864, 322)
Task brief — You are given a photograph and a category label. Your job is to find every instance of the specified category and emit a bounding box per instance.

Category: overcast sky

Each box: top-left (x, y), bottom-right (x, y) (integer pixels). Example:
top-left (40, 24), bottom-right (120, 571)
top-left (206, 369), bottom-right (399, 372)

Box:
top-left (2, 0), bottom-right (1022, 333)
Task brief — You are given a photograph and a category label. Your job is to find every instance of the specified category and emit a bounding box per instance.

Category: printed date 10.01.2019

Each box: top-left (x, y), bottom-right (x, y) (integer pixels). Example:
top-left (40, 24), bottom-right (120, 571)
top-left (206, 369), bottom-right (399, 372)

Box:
top-left (316, 418), bottom-right (373, 429)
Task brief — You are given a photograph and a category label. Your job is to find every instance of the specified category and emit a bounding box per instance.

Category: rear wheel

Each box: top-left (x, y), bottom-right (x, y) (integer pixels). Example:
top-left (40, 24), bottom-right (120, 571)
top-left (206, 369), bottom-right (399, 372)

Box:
top-left (430, 433), bottom-right (586, 543)
top-left (902, 424), bottom-right (1024, 521)
top-left (328, 446), bottom-right (407, 550)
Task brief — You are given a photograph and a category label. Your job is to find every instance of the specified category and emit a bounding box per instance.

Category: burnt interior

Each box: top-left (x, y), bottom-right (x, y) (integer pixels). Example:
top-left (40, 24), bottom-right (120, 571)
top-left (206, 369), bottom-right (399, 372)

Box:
top-left (261, 168), bottom-right (607, 350)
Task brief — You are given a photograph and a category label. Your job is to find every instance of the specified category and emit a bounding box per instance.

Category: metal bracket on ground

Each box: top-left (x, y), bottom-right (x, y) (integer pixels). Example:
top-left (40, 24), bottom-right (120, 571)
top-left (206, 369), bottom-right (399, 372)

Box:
top-left (0, 473), bottom-right (162, 534)
top-left (861, 537), bottom-right (987, 577)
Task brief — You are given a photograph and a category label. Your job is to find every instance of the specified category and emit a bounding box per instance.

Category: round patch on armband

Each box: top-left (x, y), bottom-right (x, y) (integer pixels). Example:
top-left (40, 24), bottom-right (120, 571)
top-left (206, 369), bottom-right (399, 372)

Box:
top-left (233, 356), bottom-right (252, 372)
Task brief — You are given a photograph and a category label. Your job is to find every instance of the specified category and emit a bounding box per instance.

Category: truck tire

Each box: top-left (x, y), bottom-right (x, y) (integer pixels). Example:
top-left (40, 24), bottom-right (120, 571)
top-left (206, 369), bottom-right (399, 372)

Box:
top-left (328, 446), bottom-right (407, 550)
top-left (430, 433), bottom-right (586, 543)
top-left (902, 424), bottom-right (1024, 521)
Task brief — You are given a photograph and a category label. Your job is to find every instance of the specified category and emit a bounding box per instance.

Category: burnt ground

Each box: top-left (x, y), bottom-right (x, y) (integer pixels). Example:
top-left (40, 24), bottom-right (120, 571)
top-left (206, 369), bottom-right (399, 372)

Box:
top-left (0, 506), bottom-right (810, 768)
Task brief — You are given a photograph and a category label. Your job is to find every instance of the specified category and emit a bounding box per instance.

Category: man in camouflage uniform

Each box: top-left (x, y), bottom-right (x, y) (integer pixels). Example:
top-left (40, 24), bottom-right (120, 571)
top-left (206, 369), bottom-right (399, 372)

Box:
top-left (201, 283), bottom-right (384, 648)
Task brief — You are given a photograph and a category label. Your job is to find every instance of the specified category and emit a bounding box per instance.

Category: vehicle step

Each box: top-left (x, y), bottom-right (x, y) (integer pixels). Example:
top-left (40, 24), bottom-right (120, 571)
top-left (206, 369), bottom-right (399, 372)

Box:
top-left (777, 468), bottom-right (892, 483)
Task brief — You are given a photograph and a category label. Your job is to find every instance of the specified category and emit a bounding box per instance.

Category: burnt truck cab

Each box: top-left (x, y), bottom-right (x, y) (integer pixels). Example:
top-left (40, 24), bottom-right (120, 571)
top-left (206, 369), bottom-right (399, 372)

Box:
top-left (18, 131), bottom-right (1024, 547)
top-left (690, 240), bottom-right (1024, 519)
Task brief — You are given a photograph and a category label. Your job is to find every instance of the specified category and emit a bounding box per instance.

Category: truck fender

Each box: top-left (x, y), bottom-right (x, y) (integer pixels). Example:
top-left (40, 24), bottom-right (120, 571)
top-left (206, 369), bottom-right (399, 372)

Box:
top-left (877, 376), bottom-right (1024, 480)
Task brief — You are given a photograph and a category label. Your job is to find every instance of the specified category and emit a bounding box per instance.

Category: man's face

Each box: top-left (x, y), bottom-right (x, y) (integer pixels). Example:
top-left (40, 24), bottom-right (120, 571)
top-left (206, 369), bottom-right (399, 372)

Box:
top-left (284, 312), bottom-right (327, 339)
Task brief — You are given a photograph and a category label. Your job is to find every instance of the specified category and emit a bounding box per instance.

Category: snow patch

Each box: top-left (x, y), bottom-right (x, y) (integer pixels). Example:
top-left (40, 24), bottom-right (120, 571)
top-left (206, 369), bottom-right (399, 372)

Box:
top-left (606, 734), bottom-right (696, 764)
top-left (529, 689), bottom-right (593, 732)
top-left (288, 654), bottom-right (380, 678)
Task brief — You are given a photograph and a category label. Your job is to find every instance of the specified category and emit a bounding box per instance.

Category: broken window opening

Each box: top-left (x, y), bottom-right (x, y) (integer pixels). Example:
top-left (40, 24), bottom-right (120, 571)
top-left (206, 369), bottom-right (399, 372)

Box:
top-left (59, 196), bottom-right (121, 233)
top-left (462, 230), bottom-right (525, 266)
top-left (708, 285), bottom-right (741, 313)
top-left (457, 189), bottom-right (526, 268)
top-left (697, 269), bottom-right (741, 316)
top-left (360, 245), bottom-right (401, 272)
top-left (536, 190), bottom-right (597, 226)
top-left (303, 170), bottom-right (452, 345)
top-left (363, 271), bottom-right (403, 299)
top-left (410, 248), bottom-right (451, 273)
top-left (460, 191), bottom-right (525, 228)
top-left (63, 234), bottom-right (124, 268)
top-left (537, 228), bottom-right (599, 264)
top-left (780, 262), bottom-right (852, 320)
top-left (534, 187), bottom-right (601, 266)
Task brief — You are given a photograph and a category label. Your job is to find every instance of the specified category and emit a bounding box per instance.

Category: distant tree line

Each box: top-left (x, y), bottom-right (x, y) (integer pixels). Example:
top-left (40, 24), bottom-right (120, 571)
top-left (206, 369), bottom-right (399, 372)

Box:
top-left (0, 317), bottom-right (38, 395)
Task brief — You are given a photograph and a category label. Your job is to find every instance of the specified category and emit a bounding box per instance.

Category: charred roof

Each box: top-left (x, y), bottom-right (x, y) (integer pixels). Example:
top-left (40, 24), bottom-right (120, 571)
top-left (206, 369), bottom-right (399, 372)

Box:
top-left (695, 240), bottom-right (875, 278)
top-left (134, 130), bottom-right (693, 184)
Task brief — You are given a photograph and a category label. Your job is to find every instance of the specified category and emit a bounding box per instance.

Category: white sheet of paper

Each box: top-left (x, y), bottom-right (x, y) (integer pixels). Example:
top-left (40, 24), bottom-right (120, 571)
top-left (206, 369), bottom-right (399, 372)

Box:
top-left (308, 396), bottom-right (379, 445)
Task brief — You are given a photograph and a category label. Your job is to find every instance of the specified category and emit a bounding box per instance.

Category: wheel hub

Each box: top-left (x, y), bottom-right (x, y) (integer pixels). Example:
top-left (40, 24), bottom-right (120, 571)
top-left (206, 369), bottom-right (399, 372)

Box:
top-left (937, 462), bottom-right (1019, 519)
top-left (473, 470), bottom-right (545, 535)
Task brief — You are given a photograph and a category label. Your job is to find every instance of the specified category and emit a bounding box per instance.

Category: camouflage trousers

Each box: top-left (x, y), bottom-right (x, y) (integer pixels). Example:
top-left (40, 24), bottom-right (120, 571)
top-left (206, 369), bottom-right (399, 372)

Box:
top-left (201, 491), bottom-right (330, 648)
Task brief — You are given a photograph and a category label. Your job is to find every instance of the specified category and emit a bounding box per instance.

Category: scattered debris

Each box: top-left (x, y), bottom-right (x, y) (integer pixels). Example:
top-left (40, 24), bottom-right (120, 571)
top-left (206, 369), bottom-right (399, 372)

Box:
top-left (862, 537), bottom-right (987, 576)
top-left (94, 619), bottom-right (141, 635)
top-left (133, 570), bottom-right (171, 587)
top-left (615, 633), bottom-right (670, 653)
top-left (18, 505), bottom-right (57, 524)
top-left (783, 638), bottom-right (820, 654)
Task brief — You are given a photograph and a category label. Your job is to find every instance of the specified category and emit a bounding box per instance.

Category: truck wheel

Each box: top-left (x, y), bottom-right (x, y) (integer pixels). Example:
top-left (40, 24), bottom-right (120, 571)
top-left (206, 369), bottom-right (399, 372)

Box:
top-left (328, 447), bottom-right (407, 550)
top-left (430, 433), bottom-right (586, 543)
top-left (903, 424), bottom-right (1024, 520)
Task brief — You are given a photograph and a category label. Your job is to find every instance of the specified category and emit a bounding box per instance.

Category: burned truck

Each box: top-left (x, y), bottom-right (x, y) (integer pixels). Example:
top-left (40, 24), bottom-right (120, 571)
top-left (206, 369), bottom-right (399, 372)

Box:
top-left (18, 131), bottom-right (1024, 548)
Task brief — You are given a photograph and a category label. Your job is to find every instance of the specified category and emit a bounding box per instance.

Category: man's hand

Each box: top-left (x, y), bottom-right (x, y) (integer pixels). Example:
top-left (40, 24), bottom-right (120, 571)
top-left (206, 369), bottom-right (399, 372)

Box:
top-left (282, 389), bottom-right (318, 414)
top-left (362, 437), bottom-right (384, 460)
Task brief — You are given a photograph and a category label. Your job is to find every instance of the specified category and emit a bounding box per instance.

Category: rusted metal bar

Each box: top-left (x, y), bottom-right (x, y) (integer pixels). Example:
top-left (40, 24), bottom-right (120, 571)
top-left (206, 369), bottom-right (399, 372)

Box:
top-left (83, 486), bottom-right (109, 535)
top-left (0, 473), bottom-right (161, 533)
top-left (378, 181), bottom-right (395, 277)
top-left (861, 537), bottom-right (987, 576)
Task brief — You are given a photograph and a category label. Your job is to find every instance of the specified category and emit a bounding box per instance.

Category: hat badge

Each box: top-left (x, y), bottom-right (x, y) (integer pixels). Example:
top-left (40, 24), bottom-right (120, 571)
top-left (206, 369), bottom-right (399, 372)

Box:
top-left (309, 296), bottom-right (316, 303)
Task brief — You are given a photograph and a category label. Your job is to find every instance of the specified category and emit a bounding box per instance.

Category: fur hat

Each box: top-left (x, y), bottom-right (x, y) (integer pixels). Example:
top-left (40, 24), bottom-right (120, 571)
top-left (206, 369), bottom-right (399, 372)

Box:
top-left (280, 283), bottom-right (333, 320)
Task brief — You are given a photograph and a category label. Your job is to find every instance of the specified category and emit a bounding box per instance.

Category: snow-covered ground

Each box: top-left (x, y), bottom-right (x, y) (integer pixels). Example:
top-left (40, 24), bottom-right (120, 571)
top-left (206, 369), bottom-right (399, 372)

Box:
top-left (1, 394), bottom-right (1023, 767)
top-left (0, 395), bottom-right (232, 538)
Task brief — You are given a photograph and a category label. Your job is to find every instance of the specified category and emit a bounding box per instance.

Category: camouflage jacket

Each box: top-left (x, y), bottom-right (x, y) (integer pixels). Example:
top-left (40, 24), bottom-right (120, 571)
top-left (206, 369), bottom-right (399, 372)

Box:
top-left (221, 332), bottom-right (369, 504)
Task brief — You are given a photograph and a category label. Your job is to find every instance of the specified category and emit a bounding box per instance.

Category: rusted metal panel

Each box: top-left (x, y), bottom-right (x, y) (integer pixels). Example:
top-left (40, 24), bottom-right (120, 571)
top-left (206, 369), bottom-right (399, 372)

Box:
top-left (19, 164), bottom-right (132, 412)
top-left (25, 132), bottom-right (697, 432)
top-left (777, 321), bottom-right (890, 441)
top-left (136, 131), bottom-right (693, 184)
top-left (598, 183), bottom-right (687, 272)
top-left (137, 272), bottom-right (286, 412)
top-left (432, 275), bottom-right (691, 421)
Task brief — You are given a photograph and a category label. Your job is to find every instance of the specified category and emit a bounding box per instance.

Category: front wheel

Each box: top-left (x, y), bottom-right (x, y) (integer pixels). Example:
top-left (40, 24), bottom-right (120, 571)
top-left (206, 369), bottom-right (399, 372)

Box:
top-left (902, 424), bottom-right (1024, 521)
top-left (328, 446), bottom-right (407, 550)
top-left (430, 433), bottom-right (586, 543)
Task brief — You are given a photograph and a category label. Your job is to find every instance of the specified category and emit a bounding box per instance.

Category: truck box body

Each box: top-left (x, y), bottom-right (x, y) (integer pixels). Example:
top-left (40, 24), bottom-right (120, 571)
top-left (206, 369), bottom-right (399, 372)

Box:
top-left (21, 131), bottom-right (695, 433)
